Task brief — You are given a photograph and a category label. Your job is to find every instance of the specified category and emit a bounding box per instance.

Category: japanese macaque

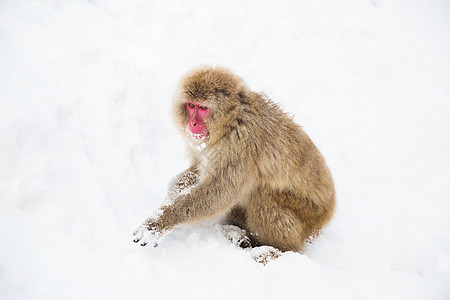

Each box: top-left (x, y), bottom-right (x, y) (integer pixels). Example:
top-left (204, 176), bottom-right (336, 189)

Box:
top-left (133, 66), bottom-right (335, 253)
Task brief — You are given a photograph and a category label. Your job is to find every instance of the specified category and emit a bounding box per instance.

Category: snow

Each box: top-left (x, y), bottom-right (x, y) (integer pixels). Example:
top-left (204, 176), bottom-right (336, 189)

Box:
top-left (1, 0), bottom-right (449, 299)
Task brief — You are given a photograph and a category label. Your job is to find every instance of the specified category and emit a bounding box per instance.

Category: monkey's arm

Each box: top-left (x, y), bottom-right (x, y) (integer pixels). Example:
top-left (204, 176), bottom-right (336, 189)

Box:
top-left (134, 155), bottom-right (250, 246)
top-left (162, 177), bottom-right (242, 227)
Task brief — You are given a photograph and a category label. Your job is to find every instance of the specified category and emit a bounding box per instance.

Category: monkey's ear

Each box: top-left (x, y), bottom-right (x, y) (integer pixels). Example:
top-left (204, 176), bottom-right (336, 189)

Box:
top-left (237, 89), bottom-right (249, 105)
top-left (179, 101), bottom-right (189, 118)
top-left (172, 98), bottom-right (189, 128)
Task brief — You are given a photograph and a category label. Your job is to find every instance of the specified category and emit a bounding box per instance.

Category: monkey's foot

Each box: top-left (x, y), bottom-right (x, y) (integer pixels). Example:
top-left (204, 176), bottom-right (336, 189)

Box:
top-left (133, 219), bottom-right (164, 247)
top-left (251, 246), bottom-right (282, 265)
top-left (220, 225), bottom-right (253, 249)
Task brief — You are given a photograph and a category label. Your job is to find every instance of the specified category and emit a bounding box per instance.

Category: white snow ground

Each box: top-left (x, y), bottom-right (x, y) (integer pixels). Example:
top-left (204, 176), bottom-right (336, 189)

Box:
top-left (1, 0), bottom-right (450, 299)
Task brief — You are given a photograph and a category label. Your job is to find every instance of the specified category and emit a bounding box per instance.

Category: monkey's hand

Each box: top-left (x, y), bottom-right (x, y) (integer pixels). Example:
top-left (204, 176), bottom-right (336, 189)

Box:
top-left (167, 169), bottom-right (198, 200)
top-left (133, 217), bottom-right (165, 247)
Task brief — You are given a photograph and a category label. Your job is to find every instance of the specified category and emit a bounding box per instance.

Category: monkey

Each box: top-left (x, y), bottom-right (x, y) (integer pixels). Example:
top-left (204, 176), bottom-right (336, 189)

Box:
top-left (133, 66), bottom-right (335, 253)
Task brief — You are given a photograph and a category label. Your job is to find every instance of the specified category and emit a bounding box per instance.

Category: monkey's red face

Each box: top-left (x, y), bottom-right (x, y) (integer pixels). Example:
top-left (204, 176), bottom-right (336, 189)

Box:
top-left (186, 102), bottom-right (210, 139)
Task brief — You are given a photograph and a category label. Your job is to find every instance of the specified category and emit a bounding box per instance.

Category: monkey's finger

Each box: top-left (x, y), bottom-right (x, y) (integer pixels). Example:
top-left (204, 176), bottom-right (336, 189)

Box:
top-left (138, 241), bottom-right (158, 247)
top-left (133, 231), bottom-right (146, 244)
top-left (133, 225), bottom-right (147, 240)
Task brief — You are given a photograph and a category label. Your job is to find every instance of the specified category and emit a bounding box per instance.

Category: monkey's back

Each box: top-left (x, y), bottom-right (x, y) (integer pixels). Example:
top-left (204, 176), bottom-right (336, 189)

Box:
top-left (243, 94), bottom-right (335, 233)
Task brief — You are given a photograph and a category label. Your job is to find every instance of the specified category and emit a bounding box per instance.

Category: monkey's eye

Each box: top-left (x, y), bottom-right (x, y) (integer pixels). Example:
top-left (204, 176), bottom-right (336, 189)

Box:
top-left (199, 106), bottom-right (208, 110)
top-left (187, 103), bottom-right (195, 108)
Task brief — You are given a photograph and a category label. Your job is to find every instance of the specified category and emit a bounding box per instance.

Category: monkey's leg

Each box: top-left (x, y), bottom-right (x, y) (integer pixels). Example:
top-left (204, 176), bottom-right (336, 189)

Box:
top-left (225, 205), bottom-right (248, 229)
top-left (223, 206), bottom-right (253, 248)
top-left (246, 188), bottom-right (308, 252)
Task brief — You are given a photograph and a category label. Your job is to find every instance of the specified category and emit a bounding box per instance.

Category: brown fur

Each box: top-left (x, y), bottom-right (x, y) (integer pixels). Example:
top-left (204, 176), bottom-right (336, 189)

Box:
top-left (143, 66), bottom-right (335, 252)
